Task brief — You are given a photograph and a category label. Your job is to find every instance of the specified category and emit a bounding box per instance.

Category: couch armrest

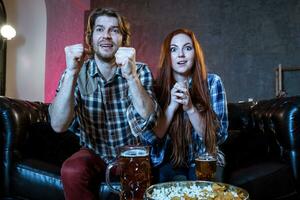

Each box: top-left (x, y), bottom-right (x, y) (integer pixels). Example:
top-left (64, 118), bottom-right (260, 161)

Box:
top-left (270, 97), bottom-right (300, 183)
top-left (0, 96), bottom-right (80, 196)
top-left (0, 96), bottom-right (50, 153)
top-left (0, 96), bottom-right (50, 194)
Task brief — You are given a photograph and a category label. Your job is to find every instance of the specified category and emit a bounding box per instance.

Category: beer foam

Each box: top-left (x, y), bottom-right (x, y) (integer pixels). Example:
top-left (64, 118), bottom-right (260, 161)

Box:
top-left (195, 156), bottom-right (216, 161)
top-left (121, 149), bottom-right (148, 157)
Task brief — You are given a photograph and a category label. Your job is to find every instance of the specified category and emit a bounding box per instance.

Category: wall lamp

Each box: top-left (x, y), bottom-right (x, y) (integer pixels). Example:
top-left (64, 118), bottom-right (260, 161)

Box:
top-left (0, 24), bottom-right (16, 40)
top-left (0, 24), bottom-right (16, 51)
top-left (0, 24), bottom-right (16, 96)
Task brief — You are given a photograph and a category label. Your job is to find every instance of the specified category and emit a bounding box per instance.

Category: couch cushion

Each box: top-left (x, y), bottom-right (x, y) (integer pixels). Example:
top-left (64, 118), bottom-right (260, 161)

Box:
top-left (11, 160), bottom-right (64, 200)
top-left (228, 162), bottom-right (297, 199)
top-left (10, 160), bottom-right (120, 200)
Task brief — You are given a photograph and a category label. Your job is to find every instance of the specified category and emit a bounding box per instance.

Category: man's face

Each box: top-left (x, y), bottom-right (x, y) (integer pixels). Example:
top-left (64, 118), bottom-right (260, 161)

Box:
top-left (92, 15), bottom-right (123, 61)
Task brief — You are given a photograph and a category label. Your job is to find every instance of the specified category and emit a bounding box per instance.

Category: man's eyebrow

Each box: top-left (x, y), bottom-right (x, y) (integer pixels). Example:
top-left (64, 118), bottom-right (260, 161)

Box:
top-left (94, 25), bottom-right (119, 29)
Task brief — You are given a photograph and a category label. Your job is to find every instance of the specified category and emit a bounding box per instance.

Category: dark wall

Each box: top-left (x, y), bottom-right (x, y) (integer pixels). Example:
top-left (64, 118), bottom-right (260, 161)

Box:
top-left (92, 0), bottom-right (300, 102)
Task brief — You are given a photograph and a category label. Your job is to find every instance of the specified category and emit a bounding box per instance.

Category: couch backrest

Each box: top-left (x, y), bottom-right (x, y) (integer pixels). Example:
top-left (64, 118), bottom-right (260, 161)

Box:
top-left (224, 101), bottom-right (267, 170)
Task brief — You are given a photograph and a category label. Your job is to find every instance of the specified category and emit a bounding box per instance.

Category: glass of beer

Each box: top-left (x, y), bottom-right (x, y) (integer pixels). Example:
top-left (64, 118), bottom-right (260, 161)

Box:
top-left (195, 152), bottom-right (217, 181)
top-left (106, 146), bottom-right (151, 200)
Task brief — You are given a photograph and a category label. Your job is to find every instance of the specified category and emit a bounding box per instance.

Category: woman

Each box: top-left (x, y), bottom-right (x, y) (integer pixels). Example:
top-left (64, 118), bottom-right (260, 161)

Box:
top-left (149, 28), bottom-right (228, 182)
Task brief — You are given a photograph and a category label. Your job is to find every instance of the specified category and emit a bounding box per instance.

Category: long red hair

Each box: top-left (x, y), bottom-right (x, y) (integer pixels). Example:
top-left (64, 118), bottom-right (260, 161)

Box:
top-left (156, 28), bottom-right (218, 167)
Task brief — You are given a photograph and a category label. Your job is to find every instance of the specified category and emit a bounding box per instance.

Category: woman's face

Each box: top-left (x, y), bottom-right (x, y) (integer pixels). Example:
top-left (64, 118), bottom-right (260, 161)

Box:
top-left (170, 33), bottom-right (195, 79)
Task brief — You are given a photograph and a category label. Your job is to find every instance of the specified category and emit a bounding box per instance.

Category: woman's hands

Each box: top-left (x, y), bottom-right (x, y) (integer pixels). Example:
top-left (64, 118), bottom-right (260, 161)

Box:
top-left (154, 80), bottom-right (198, 138)
top-left (170, 81), bottom-right (193, 112)
top-left (169, 81), bottom-right (203, 135)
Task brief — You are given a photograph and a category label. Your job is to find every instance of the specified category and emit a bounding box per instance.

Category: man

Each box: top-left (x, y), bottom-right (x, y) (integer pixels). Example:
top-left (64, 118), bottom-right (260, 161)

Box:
top-left (49, 8), bottom-right (158, 200)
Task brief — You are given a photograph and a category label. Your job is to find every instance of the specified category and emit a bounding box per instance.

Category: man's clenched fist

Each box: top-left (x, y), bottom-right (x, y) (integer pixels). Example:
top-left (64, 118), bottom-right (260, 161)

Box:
top-left (115, 47), bottom-right (137, 80)
top-left (65, 44), bottom-right (85, 73)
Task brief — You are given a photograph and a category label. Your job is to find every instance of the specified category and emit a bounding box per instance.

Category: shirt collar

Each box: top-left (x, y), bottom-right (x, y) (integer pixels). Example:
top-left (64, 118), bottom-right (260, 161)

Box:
top-left (115, 66), bottom-right (123, 77)
top-left (88, 59), bottom-right (99, 77)
top-left (88, 59), bottom-right (124, 79)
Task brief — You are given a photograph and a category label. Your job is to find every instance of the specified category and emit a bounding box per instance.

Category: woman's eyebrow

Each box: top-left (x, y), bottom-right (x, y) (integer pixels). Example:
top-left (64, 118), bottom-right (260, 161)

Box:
top-left (183, 42), bottom-right (192, 46)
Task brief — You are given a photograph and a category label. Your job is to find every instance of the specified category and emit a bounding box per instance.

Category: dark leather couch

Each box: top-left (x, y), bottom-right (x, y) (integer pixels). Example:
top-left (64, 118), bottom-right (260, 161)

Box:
top-left (1, 96), bottom-right (300, 200)
top-left (221, 96), bottom-right (300, 200)
top-left (0, 96), bottom-right (119, 200)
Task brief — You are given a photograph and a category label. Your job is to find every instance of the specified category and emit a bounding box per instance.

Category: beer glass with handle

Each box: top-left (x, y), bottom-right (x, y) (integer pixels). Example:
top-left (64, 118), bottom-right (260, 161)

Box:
top-left (106, 146), bottom-right (151, 200)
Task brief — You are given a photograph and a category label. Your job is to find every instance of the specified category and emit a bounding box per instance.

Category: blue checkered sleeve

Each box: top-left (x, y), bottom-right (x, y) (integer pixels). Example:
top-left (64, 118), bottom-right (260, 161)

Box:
top-left (127, 63), bottom-right (159, 136)
top-left (208, 74), bottom-right (228, 145)
top-left (140, 129), bottom-right (167, 167)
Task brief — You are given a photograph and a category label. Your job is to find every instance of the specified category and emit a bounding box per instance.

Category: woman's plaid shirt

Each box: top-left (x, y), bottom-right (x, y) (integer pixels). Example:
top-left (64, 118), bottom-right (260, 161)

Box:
top-left (142, 73), bottom-right (228, 167)
top-left (55, 59), bottom-right (158, 164)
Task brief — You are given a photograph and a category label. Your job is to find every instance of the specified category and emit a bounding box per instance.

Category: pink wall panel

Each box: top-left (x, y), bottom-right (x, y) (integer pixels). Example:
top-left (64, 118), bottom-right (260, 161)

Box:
top-left (44, 0), bottom-right (90, 102)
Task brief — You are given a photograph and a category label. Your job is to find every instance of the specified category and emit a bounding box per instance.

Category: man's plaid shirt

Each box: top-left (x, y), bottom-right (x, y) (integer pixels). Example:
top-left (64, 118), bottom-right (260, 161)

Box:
top-left (55, 59), bottom-right (158, 164)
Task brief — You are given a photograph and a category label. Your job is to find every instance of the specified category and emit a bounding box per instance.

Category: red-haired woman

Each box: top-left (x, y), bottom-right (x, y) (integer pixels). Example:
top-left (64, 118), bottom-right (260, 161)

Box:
top-left (144, 28), bottom-right (228, 182)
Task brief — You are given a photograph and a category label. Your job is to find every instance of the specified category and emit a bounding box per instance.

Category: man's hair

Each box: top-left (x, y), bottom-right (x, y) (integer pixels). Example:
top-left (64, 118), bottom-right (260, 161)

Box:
top-left (85, 8), bottom-right (131, 53)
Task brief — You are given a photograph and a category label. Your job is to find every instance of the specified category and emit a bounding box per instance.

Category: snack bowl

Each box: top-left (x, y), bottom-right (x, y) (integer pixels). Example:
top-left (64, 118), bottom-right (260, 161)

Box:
top-left (144, 180), bottom-right (249, 200)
